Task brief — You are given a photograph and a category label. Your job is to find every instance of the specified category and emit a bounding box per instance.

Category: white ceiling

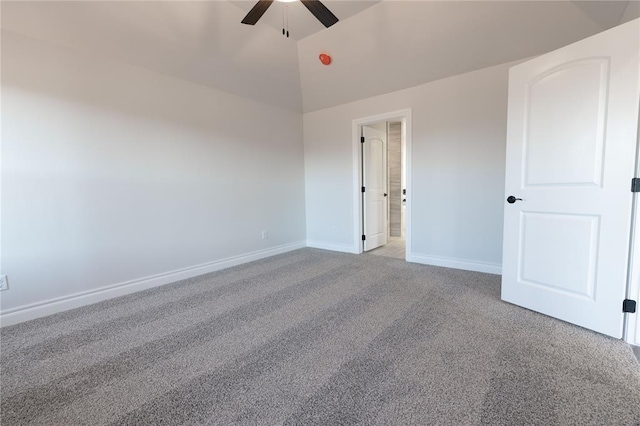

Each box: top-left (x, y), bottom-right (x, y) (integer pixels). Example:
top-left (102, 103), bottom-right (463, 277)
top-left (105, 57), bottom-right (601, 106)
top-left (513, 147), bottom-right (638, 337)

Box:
top-left (1, 1), bottom-right (637, 113)
top-left (571, 0), bottom-right (633, 27)
top-left (298, 0), bottom-right (634, 111)
top-left (1, 1), bottom-right (304, 111)
top-left (229, 0), bottom-right (381, 40)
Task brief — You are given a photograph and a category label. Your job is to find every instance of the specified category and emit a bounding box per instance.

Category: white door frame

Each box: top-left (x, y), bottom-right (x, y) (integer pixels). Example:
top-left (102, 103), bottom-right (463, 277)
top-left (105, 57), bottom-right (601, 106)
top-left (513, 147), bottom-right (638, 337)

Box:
top-left (625, 177), bottom-right (640, 346)
top-left (352, 109), bottom-right (412, 257)
top-left (624, 112), bottom-right (640, 346)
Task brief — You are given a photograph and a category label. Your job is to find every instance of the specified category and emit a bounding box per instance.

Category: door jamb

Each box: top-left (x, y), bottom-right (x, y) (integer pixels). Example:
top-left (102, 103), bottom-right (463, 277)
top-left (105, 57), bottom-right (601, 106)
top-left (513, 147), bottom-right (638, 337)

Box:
top-left (624, 97), bottom-right (640, 346)
top-left (352, 109), bottom-right (412, 257)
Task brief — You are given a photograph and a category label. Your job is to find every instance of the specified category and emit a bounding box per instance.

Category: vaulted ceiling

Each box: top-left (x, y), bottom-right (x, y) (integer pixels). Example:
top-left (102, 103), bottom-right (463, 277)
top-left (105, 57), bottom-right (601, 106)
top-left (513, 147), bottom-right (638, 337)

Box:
top-left (229, 0), bottom-right (381, 40)
top-left (298, 0), bottom-right (635, 111)
top-left (1, 1), bottom-right (637, 113)
top-left (1, 1), bottom-right (303, 111)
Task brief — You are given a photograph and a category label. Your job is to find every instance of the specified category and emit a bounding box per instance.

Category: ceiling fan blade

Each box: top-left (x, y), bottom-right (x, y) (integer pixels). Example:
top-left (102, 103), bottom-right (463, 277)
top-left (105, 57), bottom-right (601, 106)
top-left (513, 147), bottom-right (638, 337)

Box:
top-left (300, 0), bottom-right (339, 28)
top-left (241, 0), bottom-right (275, 25)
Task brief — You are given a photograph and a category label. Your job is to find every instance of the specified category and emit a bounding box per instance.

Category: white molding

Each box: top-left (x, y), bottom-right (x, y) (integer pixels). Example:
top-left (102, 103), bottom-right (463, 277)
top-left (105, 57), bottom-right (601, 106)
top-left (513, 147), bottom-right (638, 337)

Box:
top-left (0, 28), bottom-right (3, 279)
top-left (624, 187), bottom-right (640, 345)
top-left (407, 252), bottom-right (502, 275)
top-left (624, 124), bottom-right (640, 345)
top-left (623, 40), bottom-right (640, 344)
top-left (0, 241), bottom-right (306, 327)
top-left (306, 240), bottom-right (358, 254)
top-left (352, 109), bottom-right (413, 256)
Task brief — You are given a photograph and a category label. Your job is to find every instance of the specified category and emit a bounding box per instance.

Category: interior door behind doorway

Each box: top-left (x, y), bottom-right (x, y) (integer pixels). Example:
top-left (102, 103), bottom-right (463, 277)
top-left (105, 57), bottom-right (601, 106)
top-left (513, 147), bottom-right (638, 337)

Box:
top-left (363, 125), bottom-right (388, 251)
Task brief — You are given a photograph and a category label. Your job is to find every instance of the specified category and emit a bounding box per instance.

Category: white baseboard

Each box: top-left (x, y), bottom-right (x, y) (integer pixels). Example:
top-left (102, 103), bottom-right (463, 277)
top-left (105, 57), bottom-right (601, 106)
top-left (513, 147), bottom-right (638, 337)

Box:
top-left (0, 241), bottom-right (306, 327)
top-left (406, 252), bottom-right (502, 275)
top-left (306, 240), bottom-right (358, 254)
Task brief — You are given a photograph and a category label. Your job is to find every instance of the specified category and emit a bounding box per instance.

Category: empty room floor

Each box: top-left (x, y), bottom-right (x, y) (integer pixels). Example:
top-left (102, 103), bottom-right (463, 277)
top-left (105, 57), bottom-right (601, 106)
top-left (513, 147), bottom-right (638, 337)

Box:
top-left (1, 248), bottom-right (639, 425)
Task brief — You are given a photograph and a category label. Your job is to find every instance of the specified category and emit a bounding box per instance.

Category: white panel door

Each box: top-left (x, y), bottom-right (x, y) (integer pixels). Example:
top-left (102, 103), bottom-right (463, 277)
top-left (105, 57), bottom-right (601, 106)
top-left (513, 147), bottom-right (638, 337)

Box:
top-left (363, 125), bottom-right (388, 251)
top-left (502, 19), bottom-right (640, 338)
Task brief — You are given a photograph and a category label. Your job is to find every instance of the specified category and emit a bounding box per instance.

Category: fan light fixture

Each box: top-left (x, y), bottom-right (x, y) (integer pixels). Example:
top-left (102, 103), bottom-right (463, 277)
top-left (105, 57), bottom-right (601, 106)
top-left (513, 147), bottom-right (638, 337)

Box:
top-left (241, 0), bottom-right (339, 39)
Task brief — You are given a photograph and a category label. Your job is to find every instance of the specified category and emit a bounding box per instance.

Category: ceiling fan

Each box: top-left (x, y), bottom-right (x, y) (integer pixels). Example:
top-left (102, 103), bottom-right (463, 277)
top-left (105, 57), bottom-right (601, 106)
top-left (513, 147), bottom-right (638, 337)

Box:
top-left (241, 0), bottom-right (339, 29)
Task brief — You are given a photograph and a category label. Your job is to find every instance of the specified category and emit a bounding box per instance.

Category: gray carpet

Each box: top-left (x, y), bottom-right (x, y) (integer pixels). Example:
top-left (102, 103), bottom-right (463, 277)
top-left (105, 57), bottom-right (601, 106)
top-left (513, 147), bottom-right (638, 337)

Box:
top-left (1, 248), bottom-right (639, 425)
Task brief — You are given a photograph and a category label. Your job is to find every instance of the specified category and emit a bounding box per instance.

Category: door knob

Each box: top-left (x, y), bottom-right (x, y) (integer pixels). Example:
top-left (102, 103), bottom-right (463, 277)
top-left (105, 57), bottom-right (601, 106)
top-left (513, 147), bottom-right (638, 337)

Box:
top-left (384, 193), bottom-right (388, 197)
top-left (507, 196), bottom-right (523, 204)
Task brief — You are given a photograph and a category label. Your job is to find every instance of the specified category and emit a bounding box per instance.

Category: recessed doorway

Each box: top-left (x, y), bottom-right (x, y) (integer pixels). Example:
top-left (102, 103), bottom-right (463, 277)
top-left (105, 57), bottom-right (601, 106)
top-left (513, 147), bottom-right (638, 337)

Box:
top-left (352, 109), bottom-right (412, 260)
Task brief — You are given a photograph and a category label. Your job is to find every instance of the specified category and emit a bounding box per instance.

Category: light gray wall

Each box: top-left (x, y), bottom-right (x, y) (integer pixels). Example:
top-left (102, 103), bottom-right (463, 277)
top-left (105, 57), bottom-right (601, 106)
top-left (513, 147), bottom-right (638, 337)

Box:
top-left (304, 60), bottom-right (522, 272)
top-left (0, 31), bottom-right (306, 319)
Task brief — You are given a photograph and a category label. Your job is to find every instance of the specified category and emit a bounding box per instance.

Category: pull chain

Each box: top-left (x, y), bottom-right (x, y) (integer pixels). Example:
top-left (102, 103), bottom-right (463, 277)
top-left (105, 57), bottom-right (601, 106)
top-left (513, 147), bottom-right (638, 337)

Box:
top-left (280, 4), bottom-right (291, 38)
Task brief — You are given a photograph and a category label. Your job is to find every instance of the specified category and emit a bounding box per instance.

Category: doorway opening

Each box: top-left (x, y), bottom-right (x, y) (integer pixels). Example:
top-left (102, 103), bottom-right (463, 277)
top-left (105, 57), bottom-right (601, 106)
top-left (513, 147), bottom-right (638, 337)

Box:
top-left (352, 109), bottom-right (412, 260)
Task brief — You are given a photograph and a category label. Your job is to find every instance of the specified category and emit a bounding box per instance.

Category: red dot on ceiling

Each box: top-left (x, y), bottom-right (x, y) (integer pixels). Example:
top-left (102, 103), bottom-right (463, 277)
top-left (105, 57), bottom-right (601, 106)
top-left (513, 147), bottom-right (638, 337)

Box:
top-left (319, 53), bottom-right (331, 65)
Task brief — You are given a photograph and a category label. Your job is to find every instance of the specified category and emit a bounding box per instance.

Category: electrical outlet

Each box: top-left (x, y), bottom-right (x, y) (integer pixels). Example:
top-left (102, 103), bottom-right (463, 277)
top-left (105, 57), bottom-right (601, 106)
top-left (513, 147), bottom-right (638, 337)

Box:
top-left (261, 231), bottom-right (268, 240)
top-left (0, 275), bottom-right (8, 291)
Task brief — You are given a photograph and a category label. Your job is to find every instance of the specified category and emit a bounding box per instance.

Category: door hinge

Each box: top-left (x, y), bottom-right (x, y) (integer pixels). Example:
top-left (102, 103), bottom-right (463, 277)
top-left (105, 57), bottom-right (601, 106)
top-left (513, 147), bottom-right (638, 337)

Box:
top-left (361, 136), bottom-right (365, 143)
top-left (361, 186), bottom-right (365, 193)
top-left (362, 235), bottom-right (366, 241)
top-left (623, 299), bottom-right (637, 313)
top-left (632, 178), bottom-right (640, 193)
